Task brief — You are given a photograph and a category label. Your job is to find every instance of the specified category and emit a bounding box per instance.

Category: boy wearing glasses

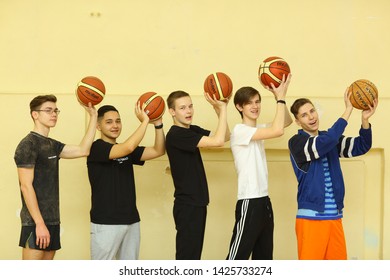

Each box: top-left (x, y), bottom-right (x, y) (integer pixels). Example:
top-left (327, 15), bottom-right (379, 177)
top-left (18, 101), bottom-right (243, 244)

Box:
top-left (14, 94), bottom-right (97, 260)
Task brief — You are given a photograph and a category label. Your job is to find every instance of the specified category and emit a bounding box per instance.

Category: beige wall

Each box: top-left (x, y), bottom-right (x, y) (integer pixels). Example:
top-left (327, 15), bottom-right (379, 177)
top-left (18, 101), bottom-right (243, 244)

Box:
top-left (1, 0), bottom-right (389, 259)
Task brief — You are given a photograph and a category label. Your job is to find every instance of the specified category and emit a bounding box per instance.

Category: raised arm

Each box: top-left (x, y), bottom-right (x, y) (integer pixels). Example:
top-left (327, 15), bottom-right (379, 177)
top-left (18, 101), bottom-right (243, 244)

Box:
top-left (252, 73), bottom-right (292, 140)
top-left (60, 102), bottom-right (98, 159)
top-left (108, 101), bottom-right (150, 159)
top-left (267, 74), bottom-right (293, 128)
top-left (141, 117), bottom-right (166, 161)
top-left (361, 97), bottom-right (378, 129)
top-left (198, 92), bottom-right (228, 148)
top-left (341, 87), bottom-right (354, 122)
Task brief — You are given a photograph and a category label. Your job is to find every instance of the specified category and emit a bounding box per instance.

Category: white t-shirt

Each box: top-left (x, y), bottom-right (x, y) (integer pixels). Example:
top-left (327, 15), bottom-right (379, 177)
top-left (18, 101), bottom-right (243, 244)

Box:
top-left (230, 123), bottom-right (268, 200)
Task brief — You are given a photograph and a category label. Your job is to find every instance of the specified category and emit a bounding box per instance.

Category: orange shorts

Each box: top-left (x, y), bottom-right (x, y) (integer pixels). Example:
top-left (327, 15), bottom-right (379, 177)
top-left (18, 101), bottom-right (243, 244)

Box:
top-left (295, 218), bottom-right (347, 260)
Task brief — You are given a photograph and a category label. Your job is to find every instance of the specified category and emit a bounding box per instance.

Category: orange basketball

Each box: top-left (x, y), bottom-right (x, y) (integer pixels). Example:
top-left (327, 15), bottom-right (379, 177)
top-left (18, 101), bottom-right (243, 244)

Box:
top-left (258, 56), bottom-right (290, 88)
top-left (203, 72), bottom-right (233, 100)
top-left (76, 76), bottom-right (105, 106)
top-left (348, 79), bottom-right (378, 110)
top-left (138, 92), bottom-right (165, 121)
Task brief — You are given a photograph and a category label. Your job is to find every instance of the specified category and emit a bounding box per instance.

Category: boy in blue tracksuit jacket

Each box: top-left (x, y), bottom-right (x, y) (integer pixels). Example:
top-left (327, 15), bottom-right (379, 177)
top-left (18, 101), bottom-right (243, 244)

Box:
top-left (288, 89), bottom-right (377, 260)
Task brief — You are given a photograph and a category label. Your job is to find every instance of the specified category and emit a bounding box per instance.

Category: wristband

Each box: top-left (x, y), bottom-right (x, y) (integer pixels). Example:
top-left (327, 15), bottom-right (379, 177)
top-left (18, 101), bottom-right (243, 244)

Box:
top-left (277, 100), bottom-right (286, 104)
top-left (154, 124), bottom-right (163, 129)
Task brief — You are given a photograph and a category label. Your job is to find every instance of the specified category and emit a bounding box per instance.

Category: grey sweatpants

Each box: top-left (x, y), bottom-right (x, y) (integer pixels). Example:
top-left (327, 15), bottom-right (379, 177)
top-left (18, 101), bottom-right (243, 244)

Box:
top-left (90, 222), bottom-right (140, 260)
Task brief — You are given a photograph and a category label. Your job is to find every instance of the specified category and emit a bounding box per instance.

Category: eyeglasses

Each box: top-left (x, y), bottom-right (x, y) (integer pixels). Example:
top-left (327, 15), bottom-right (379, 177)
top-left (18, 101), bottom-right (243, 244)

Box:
top-left (36, 108), bottom-right (61, 115)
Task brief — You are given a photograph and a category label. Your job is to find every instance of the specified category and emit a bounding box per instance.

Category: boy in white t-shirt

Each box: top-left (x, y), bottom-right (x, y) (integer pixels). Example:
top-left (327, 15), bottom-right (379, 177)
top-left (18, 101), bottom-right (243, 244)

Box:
top-left (226, 74), bottom-right (292, 260)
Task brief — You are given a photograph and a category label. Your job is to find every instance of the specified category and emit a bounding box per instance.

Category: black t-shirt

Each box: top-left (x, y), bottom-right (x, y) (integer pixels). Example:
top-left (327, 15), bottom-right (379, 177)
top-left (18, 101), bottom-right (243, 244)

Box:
top-left (14, 132), bottom-right (65, 226)
top-left (166, 125), bottom-right (210, 206)
top-left (87, 139), bottom-right (145, 225)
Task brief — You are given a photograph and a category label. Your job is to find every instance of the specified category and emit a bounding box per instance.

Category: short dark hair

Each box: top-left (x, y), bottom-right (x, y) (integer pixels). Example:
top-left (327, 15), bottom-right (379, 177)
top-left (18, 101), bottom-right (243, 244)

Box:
top-left (97, 105), bottom-right (119, 120)
top-left (290, 98), bottom-right (313, 119)
top-left (167, 90), bottom-right (190, 109)
top-left (30, 94), bottom-right (57, 114)
top-left (233, 87), bottom-right (261, 118)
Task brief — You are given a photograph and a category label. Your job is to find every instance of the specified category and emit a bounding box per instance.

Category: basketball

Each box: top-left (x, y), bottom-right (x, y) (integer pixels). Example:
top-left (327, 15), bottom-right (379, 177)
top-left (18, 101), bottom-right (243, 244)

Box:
top-left (348, 79), bottom-right (378, 110)
top-left (137, 92), bottom-right (165, 121)
top-left (76, 76), bottom-right (105, 106)
top-left (258, 56), bottom-right (291, 88)
top-left (203, 72), bottom-right (233, 100)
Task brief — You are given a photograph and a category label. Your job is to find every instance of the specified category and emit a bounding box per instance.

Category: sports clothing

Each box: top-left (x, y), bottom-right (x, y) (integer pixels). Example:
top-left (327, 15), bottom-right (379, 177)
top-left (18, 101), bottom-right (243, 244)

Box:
top-left (166, 125), bottom-right (210, 206)
top-left (166, 124), bottom-right (210, 259)
top-left (14, 131), bottom-right (65, 226)
top-left (173, 203), bottom-right (206, 260)
top-left (296, 218), bottom-right (347, 260)
top-left (227, 123), bottom-right (274, 260)
top-left (19, 225), bottom-right (61, 251)
top-left (288, 118), bottom-right (372, 260)
top-left (288, 118), bottom-right (372, 212)
top-left (227, 197), bottom-right (274, 260)
top-left (87, 139), bottom-right (145, 225)
top-left (87, 139), bottom-right (145, 259)
top-left (296, 157), bottom-right (343, 220)
top-left (230, 123), bottom-right (268, 199)
top-left (90, 222), bottom-right (140, 260)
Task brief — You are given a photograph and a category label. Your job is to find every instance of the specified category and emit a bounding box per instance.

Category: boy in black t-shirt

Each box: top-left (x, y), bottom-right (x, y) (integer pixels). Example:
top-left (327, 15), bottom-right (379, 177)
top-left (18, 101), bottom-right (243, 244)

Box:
top-left (165, 90), bottom-right (229, 259)
top-left (87, 104), bottom-right (165, 260)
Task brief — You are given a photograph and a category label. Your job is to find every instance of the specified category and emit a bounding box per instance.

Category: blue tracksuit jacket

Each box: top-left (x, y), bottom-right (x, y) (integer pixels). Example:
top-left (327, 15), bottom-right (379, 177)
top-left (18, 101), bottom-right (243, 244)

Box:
top-left (288, 118), bottom-right (372, 212)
